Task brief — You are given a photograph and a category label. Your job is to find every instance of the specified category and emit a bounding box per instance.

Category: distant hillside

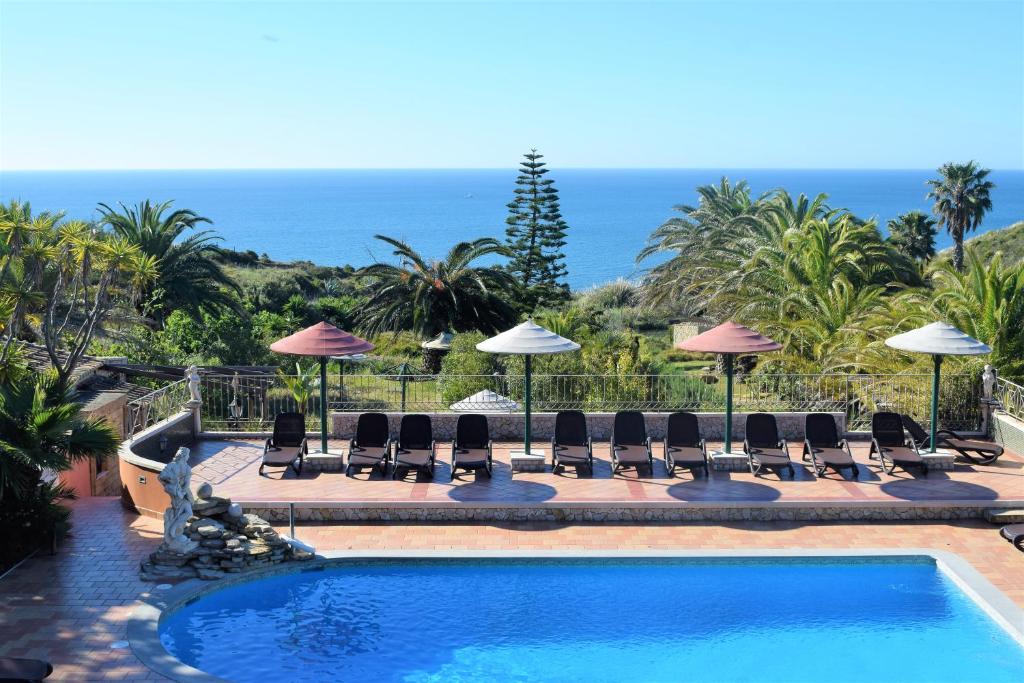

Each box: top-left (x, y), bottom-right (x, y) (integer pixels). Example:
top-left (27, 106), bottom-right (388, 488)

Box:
top-left (940, 221), bottom-right (1024, 265)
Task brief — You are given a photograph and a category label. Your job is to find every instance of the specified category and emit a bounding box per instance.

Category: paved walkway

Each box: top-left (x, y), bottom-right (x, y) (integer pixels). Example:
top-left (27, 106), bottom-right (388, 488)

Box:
top-left (1, 497), bottom-right (1023, 681)
top-left (191, 439), bottom-right (1024, 507)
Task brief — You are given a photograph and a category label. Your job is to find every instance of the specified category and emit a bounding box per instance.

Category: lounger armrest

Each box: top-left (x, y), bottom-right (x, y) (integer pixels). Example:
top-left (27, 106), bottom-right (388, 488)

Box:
top-left (264, 437), bottom-right (274, 452)
top-left (587, 437), bottom-right (593, 455)
top-left (299, 438), bottom-right (308, 455)
top-left (742, 438), bottom-right (751, 454)
top-left (700, 439), bottom-right (708, 459)
top-left (936, 428), bottom-right (964, 439)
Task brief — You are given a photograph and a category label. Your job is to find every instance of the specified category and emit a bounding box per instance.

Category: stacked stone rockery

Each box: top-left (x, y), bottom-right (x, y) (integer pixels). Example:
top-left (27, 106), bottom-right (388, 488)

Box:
top-left (140, 482), bottom-right (310, 581)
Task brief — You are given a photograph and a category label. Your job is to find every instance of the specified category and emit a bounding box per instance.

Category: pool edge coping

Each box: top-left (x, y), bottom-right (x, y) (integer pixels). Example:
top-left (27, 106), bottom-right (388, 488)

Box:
top-left (128, 548), bottom-right (1024, 683)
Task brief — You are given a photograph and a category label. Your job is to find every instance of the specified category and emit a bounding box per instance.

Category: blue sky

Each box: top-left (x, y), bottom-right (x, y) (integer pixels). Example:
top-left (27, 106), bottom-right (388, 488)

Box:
top-left (1, 1), bottom-right (1021, 170)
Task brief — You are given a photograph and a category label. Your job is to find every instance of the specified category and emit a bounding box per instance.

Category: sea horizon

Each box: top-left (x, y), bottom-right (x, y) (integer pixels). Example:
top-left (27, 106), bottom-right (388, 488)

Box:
top-left (3, 167), bottom-right (1022, 289)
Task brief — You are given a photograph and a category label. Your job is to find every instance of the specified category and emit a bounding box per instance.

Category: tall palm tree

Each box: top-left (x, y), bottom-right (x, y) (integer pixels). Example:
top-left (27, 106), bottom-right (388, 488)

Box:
top-left (929, 247), bottom-right (1024, 374)
top-left (98, 200), bottom-right (239, 323)
top-left (926, 161), bottom-right (994, 272)
top-left (355, 235), bottom-right (517, 337)
top-left (887, 211), bottom-right (938, 262)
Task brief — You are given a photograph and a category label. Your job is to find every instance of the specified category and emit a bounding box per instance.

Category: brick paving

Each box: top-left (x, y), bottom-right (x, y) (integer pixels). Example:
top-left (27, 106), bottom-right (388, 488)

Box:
top-left (2, 493), bottom-right (1023, 680)
top-left (190, 439), bottom-right (1024, 507)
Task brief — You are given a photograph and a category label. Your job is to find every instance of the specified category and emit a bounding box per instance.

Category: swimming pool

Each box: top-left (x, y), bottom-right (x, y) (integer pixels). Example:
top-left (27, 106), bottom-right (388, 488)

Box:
top-left (156, 555), bottom-right (1024, 683)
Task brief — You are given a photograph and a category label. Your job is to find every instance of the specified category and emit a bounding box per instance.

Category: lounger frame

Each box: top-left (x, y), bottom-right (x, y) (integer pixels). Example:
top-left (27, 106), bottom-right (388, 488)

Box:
top-left (260, 412), bottom-right (307, 476)
top-left (393, 414), bottom-right (436, 480)
top-left (610, 411), bottom-right (654, 476)
top-left (551, 410), bottom-right (594, 474)
top-left (451, 414), bottom-right (494, 479)
top-left (346, 412), bottom-right (391, 477)
top-left (801, 412), bottom-right (859, 479)
top-left (663, 411), bottom-right (708, 478)
top-left (743, 412), bottom-right (794, 478)
top-left (901, 414), bottom-right (1003, 465)
top-left (868, 411), bottom-right (926, 476)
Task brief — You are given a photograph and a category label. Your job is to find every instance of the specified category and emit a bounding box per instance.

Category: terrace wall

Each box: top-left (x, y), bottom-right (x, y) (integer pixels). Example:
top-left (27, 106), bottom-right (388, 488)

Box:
top-left (118, 410), bottom-right (196, 518)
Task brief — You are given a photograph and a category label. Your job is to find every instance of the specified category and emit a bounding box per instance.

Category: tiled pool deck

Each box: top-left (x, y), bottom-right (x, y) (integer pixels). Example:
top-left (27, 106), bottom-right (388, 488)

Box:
top-left (188, 439), bottom-right (1024, 520)
top-left (2, 440), bottom-right (1022, 681)
top-left (1, 497), bottom-right (1023, 681)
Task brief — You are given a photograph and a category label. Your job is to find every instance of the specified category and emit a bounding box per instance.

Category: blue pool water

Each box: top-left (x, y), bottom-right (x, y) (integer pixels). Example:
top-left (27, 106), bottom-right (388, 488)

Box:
top-left (159, 557), bottom-right (1024, 683)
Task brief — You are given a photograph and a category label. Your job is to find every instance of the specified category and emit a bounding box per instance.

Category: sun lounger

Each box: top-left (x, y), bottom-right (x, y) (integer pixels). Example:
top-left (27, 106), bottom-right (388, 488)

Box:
top-left (260, 412), bottom-right (306, 476)
top-left (1000, 524), bottom-right (1024, 552)
top-left (901, 414), bottom-right (1003, 465)
top-left (452, 414), bottom-right (493, 479)
top-left (551, 410), bottom-right (594, 474)
top-left (868, 411), bottom-right (926, 476)
top-left (611, 411), bottom-right (653, 475)
top-left (664, 411), bottom-right (708, 477)
top-left (346, 412), bottom-right (391, 476)
top-left (801, 413), bottom-right (858, 478)
top-left (0, 657), bottom-right (52, 682)
top-left (393, 413), bottom-right (436, 479)
top-left (743, 413), bottom-right (794, 478)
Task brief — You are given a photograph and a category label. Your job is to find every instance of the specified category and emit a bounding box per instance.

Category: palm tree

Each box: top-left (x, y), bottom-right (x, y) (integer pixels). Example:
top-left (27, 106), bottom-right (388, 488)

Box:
top-left (926, 161), bottom-right (994, 272)
top-left (929, 247), bottom-right (1024, 374)
top-left (0, 372), bottom-right (119, 502)
top-left (355, 235), bottom-right (517, 337)
top-left (98, 200), bottom-right (239, 323)
top-left (887, 211), bottom-right (938, 262)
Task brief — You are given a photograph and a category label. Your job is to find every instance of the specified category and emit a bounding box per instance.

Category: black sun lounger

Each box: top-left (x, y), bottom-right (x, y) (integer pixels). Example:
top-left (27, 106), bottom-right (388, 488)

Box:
top-left (0, 657), bottom-right (52, 682)
top-left (664, 411), bottom-right (708, 478)
top-left (393, 413), bottom-right (436, 480)
top-left (802, 412), bottom-right (858, 478)
top-left (1000, 524), bottom-right (1024, 552)
top-left (551, 410), bottom-right (594, 474)
top-left (743, 413), bottom-right (794, 478)
top-left (452, 413), bottom-right (493, 479)
top-left (901, 414), bottom-right (1003, 465)
top-left (260, 412), bottom-right (306, 476)
top-left (346, 412), bottom-right (391, 476)
top-left (868, 412), bottom-right (926, 476)
top-left (611, 411), bottom-right (653, 475)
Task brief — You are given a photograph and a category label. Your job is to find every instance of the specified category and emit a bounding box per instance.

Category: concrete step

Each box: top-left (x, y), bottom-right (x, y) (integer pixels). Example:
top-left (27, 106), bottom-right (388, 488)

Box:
top-left (985, 508), bottom-right (1024, 524)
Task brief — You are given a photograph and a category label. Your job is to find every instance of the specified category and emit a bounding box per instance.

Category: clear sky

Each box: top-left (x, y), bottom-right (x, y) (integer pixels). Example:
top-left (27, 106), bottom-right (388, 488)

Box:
top-left (1, 0), bottom-right (1021, 170)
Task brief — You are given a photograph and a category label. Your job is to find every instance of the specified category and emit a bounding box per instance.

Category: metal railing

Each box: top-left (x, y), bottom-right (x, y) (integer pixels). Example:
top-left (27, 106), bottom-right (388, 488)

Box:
top-left (124, 378), bottom-right (191, 437)
top-left (197, 371), bottom-right (983, 433)
top-left (996, 377), bottom-right (1024, 421)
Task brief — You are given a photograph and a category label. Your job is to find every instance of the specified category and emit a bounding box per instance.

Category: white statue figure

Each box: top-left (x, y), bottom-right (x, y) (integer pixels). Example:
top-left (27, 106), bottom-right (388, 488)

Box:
top-left (982, 364), bottom-right (997, 401)
top-left (158, 447), bottom-right (198, 554)
top-left (186, 365), bottom-right (201, 403)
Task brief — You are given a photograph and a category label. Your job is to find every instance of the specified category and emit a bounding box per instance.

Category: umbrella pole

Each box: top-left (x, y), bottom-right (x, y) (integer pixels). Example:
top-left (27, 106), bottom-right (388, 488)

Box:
top-left (930, 354), bottom-right (942, 454)
top-left (320, 357), bottom-right (329, 454)
top-left (524, 355), bottom-right (532, 454)
top-left (724, 354), bottom-right (734, 454)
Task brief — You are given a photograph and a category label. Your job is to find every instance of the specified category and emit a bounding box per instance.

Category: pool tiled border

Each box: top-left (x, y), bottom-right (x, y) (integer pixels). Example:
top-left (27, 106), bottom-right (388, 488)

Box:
top-left (128, 548), bottom-right (1024, 682)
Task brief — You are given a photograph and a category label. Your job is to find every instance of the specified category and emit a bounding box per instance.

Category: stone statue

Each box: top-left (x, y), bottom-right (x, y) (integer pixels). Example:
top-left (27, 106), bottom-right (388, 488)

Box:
top-left (158, 447), bottom-right (198, 554)
top-left (982, 364), bottom-right (997, 401)
top-left (186, 365), bottom-right (201, 403)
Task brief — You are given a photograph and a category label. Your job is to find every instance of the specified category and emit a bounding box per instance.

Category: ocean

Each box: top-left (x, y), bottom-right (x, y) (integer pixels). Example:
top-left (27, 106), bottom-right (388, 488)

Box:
top-left (1, 169), bottom-right (1021, 289)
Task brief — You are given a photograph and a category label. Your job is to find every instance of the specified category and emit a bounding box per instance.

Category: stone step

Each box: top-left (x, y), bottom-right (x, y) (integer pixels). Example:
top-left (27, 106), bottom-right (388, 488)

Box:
top-left (985, 509), bottom-right (1024, 524)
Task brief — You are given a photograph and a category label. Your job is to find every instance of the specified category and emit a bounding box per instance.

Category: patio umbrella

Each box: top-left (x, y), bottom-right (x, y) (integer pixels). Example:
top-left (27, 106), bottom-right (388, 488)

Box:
top-left (270, 321), bottom-right (374, 454)
top-left (675, 321), bottom-right (781, 454)
top-left (885, 322), bottom-right (990, 453)
top-left (449, 389), bottom-right (520, 412)
top-left (477, 320), bottom-right (580, 456)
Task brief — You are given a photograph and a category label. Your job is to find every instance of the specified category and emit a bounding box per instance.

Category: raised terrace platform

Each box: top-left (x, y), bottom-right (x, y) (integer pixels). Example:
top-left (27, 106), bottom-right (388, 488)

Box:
top-left (180, 438), bottom-right (1024, 523)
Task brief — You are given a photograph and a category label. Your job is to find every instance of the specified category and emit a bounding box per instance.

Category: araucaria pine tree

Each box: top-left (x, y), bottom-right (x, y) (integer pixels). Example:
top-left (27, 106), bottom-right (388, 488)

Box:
top-left (504, 150), bottom-right (570, 312)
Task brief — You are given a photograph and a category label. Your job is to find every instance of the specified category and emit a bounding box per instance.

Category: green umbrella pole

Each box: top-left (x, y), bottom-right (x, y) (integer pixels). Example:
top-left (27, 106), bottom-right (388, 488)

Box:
top-left (724, 354), bottom-right (735, 454)
top-left (524, 355), bottom-right (532, 454)
top-left (401, 377), bottom-right (408, 413)
top-left (930, 354), bottom-right (942, 454)
top-left (320, 357), bottom-right (328, 454)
